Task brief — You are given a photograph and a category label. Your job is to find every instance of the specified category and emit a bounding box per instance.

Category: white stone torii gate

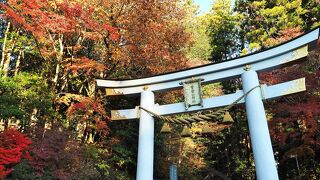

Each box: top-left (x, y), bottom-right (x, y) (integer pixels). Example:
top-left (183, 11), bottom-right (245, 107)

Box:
top-left (96, 28), bottom-right (320, 180)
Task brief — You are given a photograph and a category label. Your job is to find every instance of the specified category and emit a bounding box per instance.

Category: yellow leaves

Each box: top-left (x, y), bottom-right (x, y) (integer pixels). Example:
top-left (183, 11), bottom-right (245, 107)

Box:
top-left (265, 38), bottom-right (279, 47)
top-left (241, 48), bottom-right (249, 56)
top-left (261, 6), bottom-right (286, 17)
top-left (212, 0), bottom-right (233, 12)
top-left (55, 93), bottom-right (83, 106)
top-left (269, 27), bottom-right (277, 35)
top-left (251, 1), bottom-right (267, 9)
top-left (276, 0), bottom-right (302, 7)
top-left (202, 83), bottom-right (223, 99)
top-left (116, 160), bottom-right (126, 167)
top-left (249, 42), bottom-right (261, 50)
top-left (311, 21), bottom-right (320, 28)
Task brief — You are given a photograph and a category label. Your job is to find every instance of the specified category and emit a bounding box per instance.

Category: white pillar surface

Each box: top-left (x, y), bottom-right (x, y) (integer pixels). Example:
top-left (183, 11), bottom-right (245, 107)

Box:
top-left (136, 90), bottom-right (155, 180)
top-left (241, 70), bottom-right (279, 180)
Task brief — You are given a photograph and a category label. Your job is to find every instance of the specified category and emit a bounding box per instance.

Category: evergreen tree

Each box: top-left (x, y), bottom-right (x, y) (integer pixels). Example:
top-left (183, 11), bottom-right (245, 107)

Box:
top-left (207, 0), bottom-right (242, 62)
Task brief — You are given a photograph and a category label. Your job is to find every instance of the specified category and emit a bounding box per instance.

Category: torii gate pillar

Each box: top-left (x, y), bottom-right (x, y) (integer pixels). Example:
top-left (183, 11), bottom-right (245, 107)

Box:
top-left (242, 70), bottom-right (279, 180)
top-left (136, 90), bottom-right (155, 180)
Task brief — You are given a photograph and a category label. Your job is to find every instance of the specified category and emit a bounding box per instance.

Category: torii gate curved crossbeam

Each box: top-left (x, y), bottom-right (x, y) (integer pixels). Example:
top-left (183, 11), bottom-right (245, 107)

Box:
top-left (97, 28), bottom-right (319, 96)
top-left (96, 27), bottom-right (320, 180)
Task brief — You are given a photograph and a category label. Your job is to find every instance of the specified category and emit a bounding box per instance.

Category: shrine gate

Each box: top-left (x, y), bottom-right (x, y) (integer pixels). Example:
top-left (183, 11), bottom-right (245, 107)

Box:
top-left (96, 28), bottom-right (320, 180)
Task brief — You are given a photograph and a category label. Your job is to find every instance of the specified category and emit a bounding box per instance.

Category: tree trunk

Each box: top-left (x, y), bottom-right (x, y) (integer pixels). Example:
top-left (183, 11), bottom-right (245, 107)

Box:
top-left (53, 62), bottom-right (60, 87)
top-left (52, 34), bottom-right (64, 90)
top-left (14, 50), bottom-right (23, 76)
top-left (81, 124), bottom-right (89, 145)
top-left (3, 119), bottom-right (9, 130)
top-left (2, 41), bottom-right (15, 77)
top-left (0, 22), bottom-right (10, 70)
top-left (60, 76), bottom-right (68, 92)
top-left (87, 79), bottom-right (96, 97)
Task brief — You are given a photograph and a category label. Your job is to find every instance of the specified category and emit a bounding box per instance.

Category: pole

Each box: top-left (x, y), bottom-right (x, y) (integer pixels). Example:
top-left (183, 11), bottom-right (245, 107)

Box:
top-left (170, 164), bottom-right (178, 180)
top-left (290, 155), bottom-right (301, 180)
top-left (241, 69), bottom-right (279, 180)
top-left (136, 90), bottom-right (155, 180)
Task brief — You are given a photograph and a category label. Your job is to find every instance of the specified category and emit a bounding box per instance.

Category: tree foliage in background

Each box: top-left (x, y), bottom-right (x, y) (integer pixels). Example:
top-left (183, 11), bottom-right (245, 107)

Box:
top-left (235, 0), bottom-right (320, 52)
top-left (182, 0), bottom-right (212, 62)
top-left (0, 72), bottom-right (53, 131)
top-left (207, 0), bottom-right (242, 61)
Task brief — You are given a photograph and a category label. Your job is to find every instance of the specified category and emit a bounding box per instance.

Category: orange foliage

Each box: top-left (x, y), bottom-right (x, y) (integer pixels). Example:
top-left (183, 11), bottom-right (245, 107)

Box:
top-left (67, 97), bottom-right (110, 136)
top-left (65, 57), bottom-right (105, 76)
top-left (2, 0), bottom-right (119, 79)
top-left (2, 0), bottom-right (190, 80)
top-left (258, 27), bottom-right (320, 163)
top-left (89, 0), bottom-right (190, 78)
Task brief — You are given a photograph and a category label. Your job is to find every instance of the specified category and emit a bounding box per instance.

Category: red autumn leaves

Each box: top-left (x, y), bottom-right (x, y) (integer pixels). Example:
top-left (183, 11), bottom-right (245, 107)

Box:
top-left (0, 129), bottom-right (32, 179)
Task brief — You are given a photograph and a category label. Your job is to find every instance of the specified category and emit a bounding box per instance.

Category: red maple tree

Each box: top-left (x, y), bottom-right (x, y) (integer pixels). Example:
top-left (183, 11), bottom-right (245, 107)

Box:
top-left (66, 97), bottom-right (110, 143)
top-left (2, 0), bottom-right (119, 90)
top-left (0, 129), bottom-right (32, 179)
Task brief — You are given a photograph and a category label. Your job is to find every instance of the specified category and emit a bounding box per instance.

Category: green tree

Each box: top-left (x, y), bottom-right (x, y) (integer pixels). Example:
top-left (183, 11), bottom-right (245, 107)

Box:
top-left (207, 0), bottom-right (242, 61)
top-left (235, 0), bottom-right (320, 52)
top-left (0, 72), bottom-right (53, 130)
top-left (182, 0), bottom-right (212, 61)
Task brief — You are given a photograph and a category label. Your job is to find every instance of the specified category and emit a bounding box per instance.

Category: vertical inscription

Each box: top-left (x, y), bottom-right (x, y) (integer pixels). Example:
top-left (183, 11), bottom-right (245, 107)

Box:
top-left (182, 78), bottom-right (203, 109)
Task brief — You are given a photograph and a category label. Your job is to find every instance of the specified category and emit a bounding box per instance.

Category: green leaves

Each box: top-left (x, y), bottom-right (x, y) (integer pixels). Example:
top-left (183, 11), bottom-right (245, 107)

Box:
top-left (181, 0), bottom-right (212, 61)
top-left (0, 72), bottom-right (52, 120)
top-left (238, 0), bottom-right (314, 51)
top-left (0, 95), bottom-right (24, 119)
top-left (206, 0), bottom-right (242, 61)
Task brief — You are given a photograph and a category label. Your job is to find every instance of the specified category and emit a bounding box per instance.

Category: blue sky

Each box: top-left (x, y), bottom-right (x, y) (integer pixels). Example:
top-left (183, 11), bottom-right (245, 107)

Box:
top-left (194, 0), bottom-right (235, 14)
top-left (194, 0), bottom-right (213, 14)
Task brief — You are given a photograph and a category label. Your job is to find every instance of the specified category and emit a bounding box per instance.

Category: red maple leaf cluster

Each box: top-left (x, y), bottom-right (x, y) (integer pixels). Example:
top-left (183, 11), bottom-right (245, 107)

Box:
top-left (0, 129), bottom-right (32, 179)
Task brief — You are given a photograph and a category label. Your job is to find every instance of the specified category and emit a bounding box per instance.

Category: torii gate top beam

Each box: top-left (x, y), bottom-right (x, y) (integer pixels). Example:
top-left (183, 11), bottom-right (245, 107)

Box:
top-left (97, 28), bottom-right (319, 96)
